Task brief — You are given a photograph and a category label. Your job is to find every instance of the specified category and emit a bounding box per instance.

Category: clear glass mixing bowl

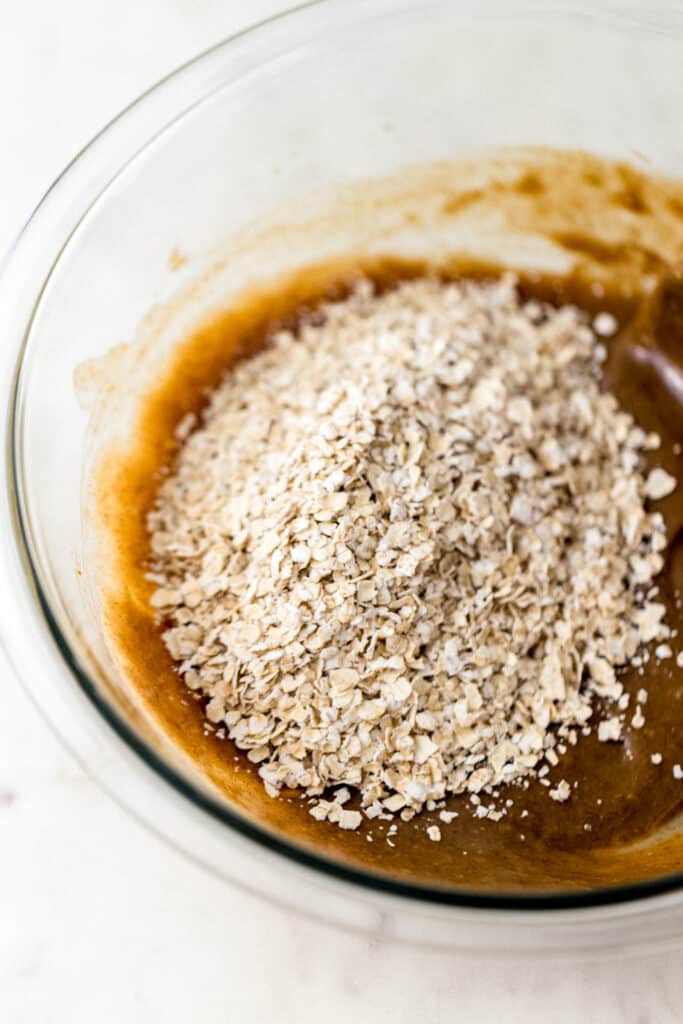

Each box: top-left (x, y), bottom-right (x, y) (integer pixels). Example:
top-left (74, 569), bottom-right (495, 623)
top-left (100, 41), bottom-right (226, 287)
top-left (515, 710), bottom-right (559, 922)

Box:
top-left (1, 0), bottom-right (683, 954)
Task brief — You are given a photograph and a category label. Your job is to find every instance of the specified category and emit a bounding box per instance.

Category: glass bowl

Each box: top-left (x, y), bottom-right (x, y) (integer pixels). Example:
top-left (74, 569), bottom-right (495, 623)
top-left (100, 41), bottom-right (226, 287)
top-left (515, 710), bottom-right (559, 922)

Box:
top-left (2, 0), bottom-right (683, 954)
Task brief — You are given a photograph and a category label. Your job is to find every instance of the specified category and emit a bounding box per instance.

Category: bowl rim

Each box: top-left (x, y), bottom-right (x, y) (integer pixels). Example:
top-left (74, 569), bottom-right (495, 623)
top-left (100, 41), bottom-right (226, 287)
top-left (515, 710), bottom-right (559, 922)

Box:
top-left (5, 0), bottom-right (683, 914)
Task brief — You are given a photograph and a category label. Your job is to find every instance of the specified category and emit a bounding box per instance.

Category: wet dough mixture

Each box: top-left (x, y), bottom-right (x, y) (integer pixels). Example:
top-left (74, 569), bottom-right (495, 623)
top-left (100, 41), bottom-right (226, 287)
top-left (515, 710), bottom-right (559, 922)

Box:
top-left (100, 153), bottom-right (683, 893)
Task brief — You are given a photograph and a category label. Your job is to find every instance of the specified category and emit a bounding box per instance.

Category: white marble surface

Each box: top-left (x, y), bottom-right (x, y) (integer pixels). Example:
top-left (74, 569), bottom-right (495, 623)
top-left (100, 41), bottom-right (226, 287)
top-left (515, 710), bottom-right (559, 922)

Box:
top-left (1, 2), bottom-right (682, 1021)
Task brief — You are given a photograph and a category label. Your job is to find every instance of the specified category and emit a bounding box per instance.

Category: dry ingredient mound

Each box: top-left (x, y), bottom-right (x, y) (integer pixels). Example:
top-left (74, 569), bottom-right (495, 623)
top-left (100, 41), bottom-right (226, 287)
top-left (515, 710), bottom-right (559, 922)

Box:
top-left (148, 275), bottom-right (675, 831)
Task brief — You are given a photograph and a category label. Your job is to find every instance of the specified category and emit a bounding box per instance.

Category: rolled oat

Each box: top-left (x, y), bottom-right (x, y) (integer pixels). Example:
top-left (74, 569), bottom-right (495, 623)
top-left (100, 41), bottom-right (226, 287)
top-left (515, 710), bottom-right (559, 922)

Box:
top-left (149, 276), bottom-right (672, 828)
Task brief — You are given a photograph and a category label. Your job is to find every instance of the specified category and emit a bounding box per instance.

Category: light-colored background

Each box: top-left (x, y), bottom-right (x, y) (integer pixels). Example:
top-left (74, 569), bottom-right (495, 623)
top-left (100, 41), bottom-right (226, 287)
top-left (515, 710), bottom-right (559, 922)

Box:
top-left (1, 2), bottom-right (682, 1021)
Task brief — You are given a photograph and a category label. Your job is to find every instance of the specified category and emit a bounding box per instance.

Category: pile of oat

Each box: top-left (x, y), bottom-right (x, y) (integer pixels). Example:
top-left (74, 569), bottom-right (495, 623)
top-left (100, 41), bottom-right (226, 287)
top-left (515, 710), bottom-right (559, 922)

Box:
top-left (148, 275), bottom-right (675, 830)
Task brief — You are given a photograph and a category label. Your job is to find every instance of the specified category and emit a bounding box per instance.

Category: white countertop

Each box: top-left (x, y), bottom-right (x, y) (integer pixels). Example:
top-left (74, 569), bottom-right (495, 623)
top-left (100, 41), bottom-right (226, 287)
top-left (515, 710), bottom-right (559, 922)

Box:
top-left (1, 2), bottom-right (682, 1020)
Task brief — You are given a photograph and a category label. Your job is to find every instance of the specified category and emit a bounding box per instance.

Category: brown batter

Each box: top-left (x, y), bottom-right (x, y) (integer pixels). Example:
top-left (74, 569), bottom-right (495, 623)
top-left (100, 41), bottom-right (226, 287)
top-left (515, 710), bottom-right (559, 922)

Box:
top-left (96, 156), bottom-right (683, 895)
